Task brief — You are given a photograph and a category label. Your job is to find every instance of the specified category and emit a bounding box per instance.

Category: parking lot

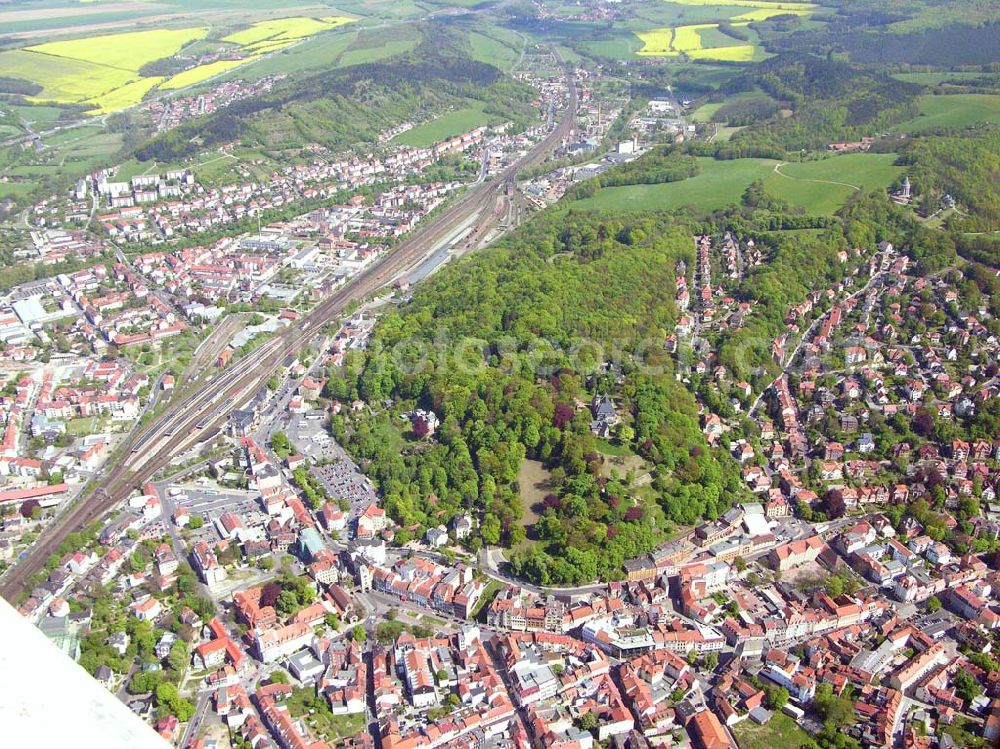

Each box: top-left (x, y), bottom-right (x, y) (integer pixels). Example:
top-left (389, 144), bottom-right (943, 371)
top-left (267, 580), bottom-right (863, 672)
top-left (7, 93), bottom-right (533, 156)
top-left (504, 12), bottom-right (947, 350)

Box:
top-left (283, 412), bottom-right (341, 461)
top-left (311, 459), bottom-right (378, 511)
top-left (165, 481), bottom-right (266, 528)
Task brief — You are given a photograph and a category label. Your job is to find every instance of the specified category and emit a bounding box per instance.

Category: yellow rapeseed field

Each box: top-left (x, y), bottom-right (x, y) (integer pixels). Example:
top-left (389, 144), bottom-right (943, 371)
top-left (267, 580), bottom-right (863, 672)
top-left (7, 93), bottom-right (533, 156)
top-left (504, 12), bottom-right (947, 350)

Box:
top-left (3, 15), bottom-right (353, 114)
top-left (638, 21), bottom-right (762, 59)
top-left (26, 27), bottom-right (207, 72)
top-left (672, 23), bottom-right (714, 52)
top-left (665, 0), bottom-right (814, 7)
top-left (224, 16), bottom-right (354, 50)
top-left (688, 45), bottom-right (756, 61)
top-left (84, 76), bottom-right (165, 114)
top-left (0, 49), bottom-right (131, 103)
top-left (732, 7), bottom-right (813, 20)
top-left (636, 28), bottom-right (677, 56)
top-left (160, 58), bottom-right (255, 90)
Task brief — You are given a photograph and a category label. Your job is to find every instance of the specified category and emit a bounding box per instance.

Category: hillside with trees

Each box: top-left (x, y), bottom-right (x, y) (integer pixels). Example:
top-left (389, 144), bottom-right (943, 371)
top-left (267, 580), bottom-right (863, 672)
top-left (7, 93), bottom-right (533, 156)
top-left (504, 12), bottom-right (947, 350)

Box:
top-left (708, 55), bottom-right (921, 156)
top-left (902, 130), bottom-right (1000, 233)
top-left (327, 212), bottom-right (747, 584)
top-left (135, 47), bottom-right (535, 163)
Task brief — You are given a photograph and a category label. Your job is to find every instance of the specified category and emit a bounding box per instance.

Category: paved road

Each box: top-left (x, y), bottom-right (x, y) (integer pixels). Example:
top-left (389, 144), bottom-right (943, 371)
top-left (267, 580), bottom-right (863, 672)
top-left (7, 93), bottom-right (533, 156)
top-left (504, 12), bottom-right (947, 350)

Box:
top-left (179, 689), bottom-right (211, 749)
top-left (748, 248), bottom-right (894, 417)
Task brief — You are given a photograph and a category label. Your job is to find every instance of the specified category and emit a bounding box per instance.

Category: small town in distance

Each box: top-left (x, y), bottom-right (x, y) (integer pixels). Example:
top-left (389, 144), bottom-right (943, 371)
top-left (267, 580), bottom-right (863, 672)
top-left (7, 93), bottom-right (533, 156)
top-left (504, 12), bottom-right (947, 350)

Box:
top-left (2, 1), bottom-right (1000, 749)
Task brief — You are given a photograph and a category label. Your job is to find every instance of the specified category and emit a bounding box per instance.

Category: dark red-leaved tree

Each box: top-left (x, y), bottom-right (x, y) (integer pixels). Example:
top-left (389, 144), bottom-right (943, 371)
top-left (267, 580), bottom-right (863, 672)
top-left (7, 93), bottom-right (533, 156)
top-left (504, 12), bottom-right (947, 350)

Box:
top-left (553, 403), bottom-right (575, 429)
top-left (260, 582), bottom-right (282, 609)
top-left (412, 417), bottom-right (431, 439)
top-left (624, 506), bottom-right (645, 522)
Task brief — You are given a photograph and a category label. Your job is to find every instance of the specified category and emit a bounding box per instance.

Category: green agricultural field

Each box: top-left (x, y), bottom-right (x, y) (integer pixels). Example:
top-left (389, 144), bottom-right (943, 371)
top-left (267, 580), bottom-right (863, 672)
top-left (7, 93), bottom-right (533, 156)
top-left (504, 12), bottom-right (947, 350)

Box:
top-left (0, 180), bottom-right (35, 199)
top-left (0, 9), bottom-right (156, 36)
top-left (10, 105), bottom-right (64, 123)
top-left (62, 131), bottom-right (125, 171)
top-left (42, 124), bottom-right (104, 147)
top-left (895, 94), bottom-right (1000, 133)
top-left (218, 29), bottom-right (360, 79)
top-left (324, 0), bottom-right (429, 16)
top-left (338, 35), bottom-right (419, 67)
top-left (891, 71), bottom-right (991, 85)
top-left (689, 101), bottom-right (725, 122)
top-left (696, 24), bottom-right (745, 48)
top-left (394, 103), bottom-right (489, 148)
top-left (554, 44), bottom-right (582, 63)
top-left (469, 30), bottom-right (523, 71)
top-left (579, 36), bottom-right (644, 59)
top-left (571, 153), bottom-right (902, 215)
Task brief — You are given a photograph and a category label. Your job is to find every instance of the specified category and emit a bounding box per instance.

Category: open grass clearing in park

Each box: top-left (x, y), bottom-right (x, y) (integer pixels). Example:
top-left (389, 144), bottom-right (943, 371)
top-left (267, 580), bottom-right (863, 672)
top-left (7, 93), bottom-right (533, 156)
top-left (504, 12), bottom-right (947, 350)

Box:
top-left (768, 153), bottom-right (903, 214)
top-left (570, 153), bottom-right (902, 215)
top-left (571, 157), bottom-right (778, 211)
top-left (894, 94), bottom-right (1000, 133)
top-left (515, 459), bottom-right (552, 546)
top-left (392, 102), bottom-right (489, 148)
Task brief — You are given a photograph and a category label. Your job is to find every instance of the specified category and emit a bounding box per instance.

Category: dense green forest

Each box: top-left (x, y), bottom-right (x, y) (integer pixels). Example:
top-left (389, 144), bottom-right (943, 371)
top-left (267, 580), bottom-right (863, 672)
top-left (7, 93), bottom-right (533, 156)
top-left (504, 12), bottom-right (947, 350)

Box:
top-left (712, 55), bottom-right (920, 156)
top-left (902, 130), bottom-right (1000, 232)
top-left (327, 212), bottom-right (747, 584)
top-left (765, 19), bottom-right (1000, 67)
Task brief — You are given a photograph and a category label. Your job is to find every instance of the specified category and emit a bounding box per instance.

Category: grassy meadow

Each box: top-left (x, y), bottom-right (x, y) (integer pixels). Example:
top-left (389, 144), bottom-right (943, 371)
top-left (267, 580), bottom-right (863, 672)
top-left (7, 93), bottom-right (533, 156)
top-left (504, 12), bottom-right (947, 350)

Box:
top-left (570, 153), bottom-right (902, 215)
top-left (393, 103), bottom-right (490, 148)
top-left (895, 94), bottom-right (1000, 133)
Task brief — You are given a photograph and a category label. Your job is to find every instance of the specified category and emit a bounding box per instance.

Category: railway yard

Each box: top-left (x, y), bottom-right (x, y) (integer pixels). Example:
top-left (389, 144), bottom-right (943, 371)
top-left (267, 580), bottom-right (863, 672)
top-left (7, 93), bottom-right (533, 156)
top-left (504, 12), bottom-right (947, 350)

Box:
top-left (0, 61), bottom-right (578, 603)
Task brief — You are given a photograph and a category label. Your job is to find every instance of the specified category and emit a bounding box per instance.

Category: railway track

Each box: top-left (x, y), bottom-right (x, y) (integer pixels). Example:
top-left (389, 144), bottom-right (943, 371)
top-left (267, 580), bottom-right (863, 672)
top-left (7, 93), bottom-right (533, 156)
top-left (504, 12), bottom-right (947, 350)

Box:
top-left (0, 63), bottom-right (577, 604)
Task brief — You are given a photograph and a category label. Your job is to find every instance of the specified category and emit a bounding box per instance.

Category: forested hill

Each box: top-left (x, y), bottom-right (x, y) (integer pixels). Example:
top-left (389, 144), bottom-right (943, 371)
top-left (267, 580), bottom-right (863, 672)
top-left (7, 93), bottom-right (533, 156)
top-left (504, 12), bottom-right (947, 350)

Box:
top-left (699, 55), bottom-right (921, 157)
top-left (903, 130), bottom-right (1000, 233)
top-left (135, 50), bottom-right (535, 162)
top-left (326, 213), bottom-right (748, 585)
